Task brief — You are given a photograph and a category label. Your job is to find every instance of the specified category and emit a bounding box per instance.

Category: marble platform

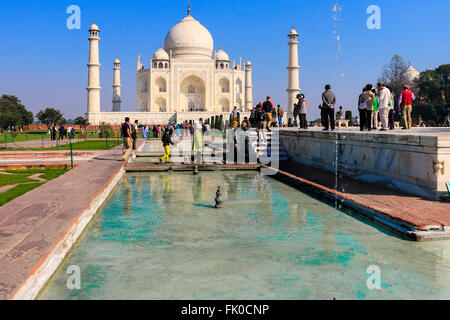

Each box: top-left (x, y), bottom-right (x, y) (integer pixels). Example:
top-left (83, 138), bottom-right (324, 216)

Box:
top-left (278, 127), bottom-right (450, 200)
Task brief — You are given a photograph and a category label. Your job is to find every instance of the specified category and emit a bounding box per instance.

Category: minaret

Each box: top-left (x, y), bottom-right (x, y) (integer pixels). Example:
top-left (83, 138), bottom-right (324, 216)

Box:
top-left (87, 22), bottom-right (101, 117)
top-left (286, 27), bottom-right (300, 117)
top-left (136, 55), bottom-right (143, 71)
top-left (245, 60), bottom-right (253, 111)
top-left (112, 58), bottom-right (121, 112)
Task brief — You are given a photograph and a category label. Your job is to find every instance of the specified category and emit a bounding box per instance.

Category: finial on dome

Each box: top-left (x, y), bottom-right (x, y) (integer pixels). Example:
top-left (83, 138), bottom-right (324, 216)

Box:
top-left (187, 2), bottom-right (191, 16)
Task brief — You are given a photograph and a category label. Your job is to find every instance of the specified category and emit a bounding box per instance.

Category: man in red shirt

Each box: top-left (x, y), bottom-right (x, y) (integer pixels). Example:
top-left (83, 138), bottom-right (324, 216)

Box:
top-left (398, 84), bottom-right (416, 129)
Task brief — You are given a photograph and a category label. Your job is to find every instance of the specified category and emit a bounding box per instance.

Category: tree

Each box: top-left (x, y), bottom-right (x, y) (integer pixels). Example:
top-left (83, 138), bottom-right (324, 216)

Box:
top-left (74, 116), bottom-right (89, 127)
top-left (215, 115), bottom-right (219, 130)
top-left (0, 95), bottom-right (34, 128)
top-left (378, 55), bottom-right (408, 94)
top-left (219, 114), bottom-right (224, 130)
top-left (36, 108), bottom-right (66, 129)
top-left (413, 64), bottom-right (450, 126)
top-left (345, 110), bottom-right (353, 126)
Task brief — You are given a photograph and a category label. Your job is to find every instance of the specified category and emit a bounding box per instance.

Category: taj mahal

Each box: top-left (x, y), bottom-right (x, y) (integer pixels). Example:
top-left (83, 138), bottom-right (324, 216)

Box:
top-left (86, 4), bottom-right (300, 125)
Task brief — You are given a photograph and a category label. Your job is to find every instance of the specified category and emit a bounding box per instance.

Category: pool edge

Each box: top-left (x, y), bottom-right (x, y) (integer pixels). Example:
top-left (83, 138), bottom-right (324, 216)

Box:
top-left (265, 166), bottom-right (450, 242)
top-left (10, 166), bottom-right (126, 300)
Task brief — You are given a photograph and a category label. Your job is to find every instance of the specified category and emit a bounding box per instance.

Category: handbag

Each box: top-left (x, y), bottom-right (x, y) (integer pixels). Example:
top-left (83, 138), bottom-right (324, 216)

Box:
top-left (358, 101), bottom-right (367, 110)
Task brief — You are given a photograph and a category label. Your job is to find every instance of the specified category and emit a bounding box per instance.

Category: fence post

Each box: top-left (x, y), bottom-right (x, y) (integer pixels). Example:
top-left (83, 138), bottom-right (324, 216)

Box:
top-left (106, 134), bottom-right (108, 150)
top-left (70, 140), bottom-right (74, 169)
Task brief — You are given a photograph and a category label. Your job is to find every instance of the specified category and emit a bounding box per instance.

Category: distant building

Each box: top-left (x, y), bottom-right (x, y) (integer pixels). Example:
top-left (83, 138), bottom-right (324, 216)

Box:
top-left (85, 4), bottom-right (253, 125)
top-left (402, 63), bottom-right (421, 83)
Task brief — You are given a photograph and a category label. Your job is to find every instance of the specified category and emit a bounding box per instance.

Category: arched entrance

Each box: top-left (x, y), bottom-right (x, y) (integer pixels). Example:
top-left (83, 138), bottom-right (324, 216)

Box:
top-left (179, 75), bottom-right (206, 112)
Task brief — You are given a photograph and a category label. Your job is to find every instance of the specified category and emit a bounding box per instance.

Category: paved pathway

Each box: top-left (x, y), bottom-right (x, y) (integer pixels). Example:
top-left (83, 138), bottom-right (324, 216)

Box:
top-left (0, 140), bottom-right (144, 299)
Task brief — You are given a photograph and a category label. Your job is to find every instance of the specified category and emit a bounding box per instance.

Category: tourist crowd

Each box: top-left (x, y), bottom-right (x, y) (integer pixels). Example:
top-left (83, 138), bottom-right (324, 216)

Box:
top-left (119, 81), bottom-right (421, 161)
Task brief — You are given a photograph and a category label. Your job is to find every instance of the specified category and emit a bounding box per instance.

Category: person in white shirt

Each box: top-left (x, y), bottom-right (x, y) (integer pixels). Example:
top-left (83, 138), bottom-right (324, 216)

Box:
top-left (377, 83), bottom-right (391, 131)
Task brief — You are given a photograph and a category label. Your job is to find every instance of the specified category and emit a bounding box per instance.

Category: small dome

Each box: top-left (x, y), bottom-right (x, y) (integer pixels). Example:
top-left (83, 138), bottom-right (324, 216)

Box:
top-left (289, 28), bottom-right (298, 36)
top-left (245, 60), bottom-right (252, 66)
top-left (114, 58), bottom-right (120, 64)
top-left (215, 49), bottom-right (229, 61)
top-left (153, 47), bottom-right (169, 60)
top-left (89, 22), bottom-right (99, 31)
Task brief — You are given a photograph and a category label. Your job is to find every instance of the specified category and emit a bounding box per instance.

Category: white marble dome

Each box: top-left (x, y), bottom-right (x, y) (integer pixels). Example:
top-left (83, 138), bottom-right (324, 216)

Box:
top-left (403, 64), bottom-right (420, 82)
top-left (153, 47), bottom-right (169, 60)
top-left (164, 14), bottom-right (213, 58)
top-left (215, 49), bottom-right (229, 61)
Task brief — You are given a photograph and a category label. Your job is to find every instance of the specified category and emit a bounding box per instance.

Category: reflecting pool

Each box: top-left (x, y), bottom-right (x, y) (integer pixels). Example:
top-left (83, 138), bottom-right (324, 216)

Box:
top-left (41, 171), bottom-right (450, 299)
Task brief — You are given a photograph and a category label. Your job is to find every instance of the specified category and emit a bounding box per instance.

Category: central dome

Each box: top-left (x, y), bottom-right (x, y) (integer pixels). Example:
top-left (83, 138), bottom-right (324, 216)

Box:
top-left (164, 13), bottom-right (214, 59)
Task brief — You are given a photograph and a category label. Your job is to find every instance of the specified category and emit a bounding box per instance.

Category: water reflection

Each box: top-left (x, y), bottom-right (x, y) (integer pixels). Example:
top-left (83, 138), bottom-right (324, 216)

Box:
top-left (41, 171), bottom-right (450, 300)
top-left (122, 176), bottom-right (133, 218)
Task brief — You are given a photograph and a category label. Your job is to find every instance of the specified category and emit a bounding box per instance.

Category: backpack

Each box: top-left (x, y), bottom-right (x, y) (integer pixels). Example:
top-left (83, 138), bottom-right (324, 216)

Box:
top-left (256, 109), bottom-right (265, 122)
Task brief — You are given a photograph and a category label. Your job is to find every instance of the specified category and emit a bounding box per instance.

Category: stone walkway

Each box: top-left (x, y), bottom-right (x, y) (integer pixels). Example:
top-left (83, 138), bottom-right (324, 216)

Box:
top-left (272, 161), bottom-right (450, 237)
top-left (0, 140), bottom-right (144, 300)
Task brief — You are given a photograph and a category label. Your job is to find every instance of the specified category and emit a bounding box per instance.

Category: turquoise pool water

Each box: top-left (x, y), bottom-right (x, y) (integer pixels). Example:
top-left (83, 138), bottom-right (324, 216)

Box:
top-left (41, 171), bottom-right (450, 299)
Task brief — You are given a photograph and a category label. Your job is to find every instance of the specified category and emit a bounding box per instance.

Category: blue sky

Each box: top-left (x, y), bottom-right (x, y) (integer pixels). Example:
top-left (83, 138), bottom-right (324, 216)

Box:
top-left (0, 0), bottom-right (449, 120)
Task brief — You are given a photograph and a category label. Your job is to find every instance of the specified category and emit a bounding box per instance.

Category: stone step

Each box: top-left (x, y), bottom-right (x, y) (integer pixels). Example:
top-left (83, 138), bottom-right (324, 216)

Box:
top-left (259, 156), bottom-right (289, 162)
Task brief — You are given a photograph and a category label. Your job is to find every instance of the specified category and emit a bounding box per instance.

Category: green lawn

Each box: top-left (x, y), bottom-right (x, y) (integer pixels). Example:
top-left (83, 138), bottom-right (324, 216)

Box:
top-left (1, 133), bottom-right (51, 143)
top-left (0, 167), bottom-right (70, 206)
top-left (45, 140), bottom-right (122, 150)
top-left (0, 173), bottom-right (37, 187)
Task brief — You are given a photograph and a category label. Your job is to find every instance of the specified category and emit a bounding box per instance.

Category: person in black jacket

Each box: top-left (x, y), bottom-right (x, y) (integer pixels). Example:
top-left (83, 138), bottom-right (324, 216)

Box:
top-left (255, 103), bottom-right (266, 130)
top-left (160, 128), bottom-right (174, 163)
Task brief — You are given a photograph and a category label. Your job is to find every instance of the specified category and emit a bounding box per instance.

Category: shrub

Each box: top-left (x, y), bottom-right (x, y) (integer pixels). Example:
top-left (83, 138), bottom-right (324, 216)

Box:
top-left (219, 114), bottom-right (224, 130)
top-left (345, 111), bottom-right (353, 126)
top-left (99, 122), bottom-right (114, 138)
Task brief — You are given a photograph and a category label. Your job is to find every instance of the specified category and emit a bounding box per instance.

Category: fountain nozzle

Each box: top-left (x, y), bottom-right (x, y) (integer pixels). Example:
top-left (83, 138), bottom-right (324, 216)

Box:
top-left (215, 186), bottom-right (223, 208)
